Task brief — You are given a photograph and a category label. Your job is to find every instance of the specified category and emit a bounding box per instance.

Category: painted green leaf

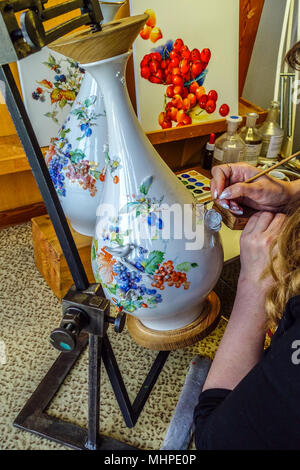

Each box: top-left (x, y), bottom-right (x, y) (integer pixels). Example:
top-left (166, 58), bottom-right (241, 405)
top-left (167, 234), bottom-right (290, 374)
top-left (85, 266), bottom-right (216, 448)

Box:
top-left (176, 262), bottom-right (199, 272)
top-left (91, 244), bottom-right (97, 261)
top-left (108, 285), bottom-right (118, 295)
top-left (90, 170), bottom-right (101, 180)
top-left (59, 98), bottom-right (67, 109)
top-left (139, 175), bottom-right (153, 195)
top-left (70, 149), bottom-right (85, 163)
top-left (144, 250), bottom-right (164, 275)
top-left (84, 96), bottom-right (97, 107)
top-left (93, 239), bottom-right (98, 252)
top-left (119, 202), bottom-right (140, 214)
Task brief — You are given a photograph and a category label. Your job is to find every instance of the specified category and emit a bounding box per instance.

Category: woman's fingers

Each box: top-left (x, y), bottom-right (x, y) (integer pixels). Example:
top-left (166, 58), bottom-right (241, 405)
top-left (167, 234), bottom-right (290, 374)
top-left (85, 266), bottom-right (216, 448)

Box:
top-left (264, 213), bottom-right (287, 234)
top-left (243, 212), bottom-right (262, 234)
top-left (253, 212), bottom-right (275, 233)
top-left (210, 163), bottom-right (261, 199)
top-left (210, 165), bottom-right (232, 199)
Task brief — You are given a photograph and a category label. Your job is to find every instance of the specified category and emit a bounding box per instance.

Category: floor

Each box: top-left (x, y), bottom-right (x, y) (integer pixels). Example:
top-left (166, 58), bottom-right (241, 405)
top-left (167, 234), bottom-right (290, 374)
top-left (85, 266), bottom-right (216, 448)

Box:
top-left (0, 222), bottom-right (240, 450)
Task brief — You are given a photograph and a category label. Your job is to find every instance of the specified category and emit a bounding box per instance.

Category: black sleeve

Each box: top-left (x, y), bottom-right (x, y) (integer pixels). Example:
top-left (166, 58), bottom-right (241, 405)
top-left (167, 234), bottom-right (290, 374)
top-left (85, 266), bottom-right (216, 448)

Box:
top-left (194, 296), bottom-right (300, 450)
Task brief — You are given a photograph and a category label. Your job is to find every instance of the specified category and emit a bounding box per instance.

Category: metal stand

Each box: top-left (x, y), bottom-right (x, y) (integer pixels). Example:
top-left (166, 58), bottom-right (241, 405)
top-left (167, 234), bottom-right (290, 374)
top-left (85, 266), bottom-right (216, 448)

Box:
top-left (0, 64), bottom-right (170, 450)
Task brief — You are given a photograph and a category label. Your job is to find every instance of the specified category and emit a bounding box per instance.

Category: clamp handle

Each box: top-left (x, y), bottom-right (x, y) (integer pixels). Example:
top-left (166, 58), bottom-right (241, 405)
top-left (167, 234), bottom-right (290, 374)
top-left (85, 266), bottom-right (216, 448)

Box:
top-left (50, 307), bottom-right (87, 352)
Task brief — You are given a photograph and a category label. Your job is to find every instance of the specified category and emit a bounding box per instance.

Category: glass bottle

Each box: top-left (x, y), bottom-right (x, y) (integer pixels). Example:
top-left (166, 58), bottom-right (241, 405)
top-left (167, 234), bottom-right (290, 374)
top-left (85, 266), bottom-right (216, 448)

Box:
top-left (212, 116), bottom-right (245, 167)
top-left (260, 101), bottom-right (284, 160)
top-left (202, 133), bottom-right (215, 170)
top-left (239, 113), bottom-right (262, 167)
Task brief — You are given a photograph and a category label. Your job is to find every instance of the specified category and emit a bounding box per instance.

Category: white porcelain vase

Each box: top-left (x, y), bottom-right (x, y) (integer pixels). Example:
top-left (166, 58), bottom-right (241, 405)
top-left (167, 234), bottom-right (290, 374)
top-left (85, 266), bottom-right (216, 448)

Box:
top-left (45, 2), bottom-right (125, 237)
top-left (85, 52), bottom-right (224, 331)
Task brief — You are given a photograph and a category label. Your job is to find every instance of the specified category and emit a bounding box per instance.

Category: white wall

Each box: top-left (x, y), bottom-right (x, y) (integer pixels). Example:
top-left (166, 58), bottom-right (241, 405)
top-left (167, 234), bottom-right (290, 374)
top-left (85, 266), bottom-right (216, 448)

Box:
top-left (243, 0), bottom-right (300, 151)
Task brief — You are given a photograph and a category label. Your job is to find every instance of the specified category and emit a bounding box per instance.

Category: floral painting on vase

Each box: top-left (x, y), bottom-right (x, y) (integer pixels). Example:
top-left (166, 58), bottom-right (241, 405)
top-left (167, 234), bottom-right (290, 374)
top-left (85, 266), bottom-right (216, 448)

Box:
top-left (129, 0), bottom-right (239, 132)
top-left (18, 48), bottom-right (85, 147)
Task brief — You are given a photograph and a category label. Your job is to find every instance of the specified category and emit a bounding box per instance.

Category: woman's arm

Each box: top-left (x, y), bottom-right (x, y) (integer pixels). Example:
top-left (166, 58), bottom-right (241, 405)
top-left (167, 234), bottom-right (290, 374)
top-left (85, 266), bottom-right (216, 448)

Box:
top-left (203, 211), bottom-right (287, 392)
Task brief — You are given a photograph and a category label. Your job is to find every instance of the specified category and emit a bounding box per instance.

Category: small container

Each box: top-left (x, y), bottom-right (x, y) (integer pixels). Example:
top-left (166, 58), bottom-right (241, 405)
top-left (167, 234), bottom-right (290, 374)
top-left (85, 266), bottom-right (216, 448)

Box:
top-left (202, 133), bottom-right (215, 170)
top-left (239, 113), bottom-right (262, 167)
top-left (212, 116), bottom-right (245, 167)
top-left (260, 101), bottom-right (284, 160)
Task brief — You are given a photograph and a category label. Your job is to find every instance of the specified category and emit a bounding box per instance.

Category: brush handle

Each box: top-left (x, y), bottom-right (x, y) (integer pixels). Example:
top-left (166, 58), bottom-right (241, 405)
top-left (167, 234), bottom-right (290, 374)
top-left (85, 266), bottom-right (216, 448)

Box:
top-left (244, 151), bottom-right (300, 184)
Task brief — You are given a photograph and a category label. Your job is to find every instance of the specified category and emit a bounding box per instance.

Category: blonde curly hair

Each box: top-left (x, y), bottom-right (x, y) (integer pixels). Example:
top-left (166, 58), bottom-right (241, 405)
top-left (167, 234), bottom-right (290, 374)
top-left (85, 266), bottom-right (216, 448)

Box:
top-left (263, 43), bottom-right (300, 330)
top-left (265, 206), bottom-right (300, 330)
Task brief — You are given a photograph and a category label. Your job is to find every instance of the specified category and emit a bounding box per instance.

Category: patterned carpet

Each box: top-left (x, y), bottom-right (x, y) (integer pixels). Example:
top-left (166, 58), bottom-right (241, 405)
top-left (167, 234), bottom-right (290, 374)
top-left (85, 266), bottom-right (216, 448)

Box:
top-left (0, 223), bottom-right (239, 450)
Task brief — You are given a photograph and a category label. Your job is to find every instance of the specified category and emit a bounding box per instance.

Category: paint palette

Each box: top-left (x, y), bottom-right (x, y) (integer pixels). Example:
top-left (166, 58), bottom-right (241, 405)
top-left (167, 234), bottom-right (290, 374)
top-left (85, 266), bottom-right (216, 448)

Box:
top-left (177, 170), bottom-right (211, 202)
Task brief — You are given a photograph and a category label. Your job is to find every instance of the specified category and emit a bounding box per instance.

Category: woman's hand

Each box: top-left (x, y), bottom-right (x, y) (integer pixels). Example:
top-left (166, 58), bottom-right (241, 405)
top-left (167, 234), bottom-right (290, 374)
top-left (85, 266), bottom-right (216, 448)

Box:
top-left (239, 211), bottom-right (287, 290)
top-left (210, 163), bottom-right (291, 214)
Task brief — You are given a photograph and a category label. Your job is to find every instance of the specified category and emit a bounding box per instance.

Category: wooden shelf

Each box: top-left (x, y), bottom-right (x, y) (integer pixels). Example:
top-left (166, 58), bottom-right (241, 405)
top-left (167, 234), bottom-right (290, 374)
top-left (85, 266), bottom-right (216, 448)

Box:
top-left (0, 98), bottom-right (267, 176)
top-left (148, 98), bottom-right (267, 145)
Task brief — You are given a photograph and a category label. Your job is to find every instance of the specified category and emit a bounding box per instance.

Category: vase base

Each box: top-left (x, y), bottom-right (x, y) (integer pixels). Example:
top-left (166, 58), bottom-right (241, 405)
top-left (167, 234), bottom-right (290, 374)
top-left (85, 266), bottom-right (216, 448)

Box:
top-left (127, 292), bottom-right (221, 351)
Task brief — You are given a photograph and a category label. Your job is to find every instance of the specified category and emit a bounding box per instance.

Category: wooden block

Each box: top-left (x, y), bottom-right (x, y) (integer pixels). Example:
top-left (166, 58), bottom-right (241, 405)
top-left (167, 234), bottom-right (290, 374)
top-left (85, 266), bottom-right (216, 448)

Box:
top-left (32, 214), bottom-right (95, 300)
top-left (213, 202), bottom-right (257, 230)
top-left (127, 292), bottom-right (221, 351)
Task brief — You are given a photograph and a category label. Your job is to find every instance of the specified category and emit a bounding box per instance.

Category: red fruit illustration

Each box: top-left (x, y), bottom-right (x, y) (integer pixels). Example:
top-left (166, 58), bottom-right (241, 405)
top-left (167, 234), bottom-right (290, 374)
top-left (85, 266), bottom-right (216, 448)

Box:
top-left (139, 36), bottom-right (227, 129)
top-left (189, 81), bottom-right (199, 94)
top-left (208, 90), bottom-right (218, 101)
top-left (201, 48), bottom-right (211, 63)
top-left (219, 103), bottom-right (230, 117)
top-left (188, 93), bottom-right (197, 107)
top-left (166, 85), bottom-right (174, 98)
top-left (141, 66), bottom-right (151, 79)
top-left (191, 48), bottom-right (201, 61)
top-left (191, 61), bottom-right (203, 79)
top-left (145, 9), bottom-right (157, 28)
top-left (140, 25), bottom-right (152, 40)
top-left (150, 27), bottom-right (163, 43)
top-left (206, 99), bottom-right (217, 114)
top-left (198, 94), bottom-right (208, 109)
top-left (173, 38), bottom-right (184, 51)
top-left (195, 86), bottom-right (206, 101)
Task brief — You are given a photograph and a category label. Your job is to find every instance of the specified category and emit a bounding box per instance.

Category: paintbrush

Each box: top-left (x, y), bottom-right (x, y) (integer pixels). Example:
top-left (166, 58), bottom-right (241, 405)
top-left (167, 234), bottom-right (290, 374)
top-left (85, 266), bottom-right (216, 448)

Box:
top-left (203, 149), bottom-right (300, 207)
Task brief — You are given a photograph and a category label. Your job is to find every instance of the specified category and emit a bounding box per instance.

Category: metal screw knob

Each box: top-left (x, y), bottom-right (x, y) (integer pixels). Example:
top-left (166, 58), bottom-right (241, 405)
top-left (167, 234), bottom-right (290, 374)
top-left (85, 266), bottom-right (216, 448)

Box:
top-left (50, 307), bottom-right (87, 352)
top-left (107, 312), bottom-right (126, 333)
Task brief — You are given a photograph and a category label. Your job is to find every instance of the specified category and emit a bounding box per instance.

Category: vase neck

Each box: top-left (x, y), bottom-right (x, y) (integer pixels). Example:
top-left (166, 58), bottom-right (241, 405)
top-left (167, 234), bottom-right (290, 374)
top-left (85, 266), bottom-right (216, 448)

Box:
top-left (83, 52), bottom-right (142, 160)
top-left (83, 52), bottom-right (130, 102)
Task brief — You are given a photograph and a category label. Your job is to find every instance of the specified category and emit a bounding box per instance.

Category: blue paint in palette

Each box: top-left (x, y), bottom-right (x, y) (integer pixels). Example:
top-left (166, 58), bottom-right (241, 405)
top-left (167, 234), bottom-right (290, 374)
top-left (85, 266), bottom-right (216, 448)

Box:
top-left (177, 170), bottom-right (211, 202)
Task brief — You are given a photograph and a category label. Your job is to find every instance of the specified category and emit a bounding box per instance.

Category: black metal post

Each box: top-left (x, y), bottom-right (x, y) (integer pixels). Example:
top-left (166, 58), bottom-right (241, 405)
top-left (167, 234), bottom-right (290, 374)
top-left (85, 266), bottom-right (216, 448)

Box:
top-left (0, 64), bottom-right (89, 291)
top-left (86, 334), bottom-right (102, 450)
top-left (101, 335), bottom-right (170, 427)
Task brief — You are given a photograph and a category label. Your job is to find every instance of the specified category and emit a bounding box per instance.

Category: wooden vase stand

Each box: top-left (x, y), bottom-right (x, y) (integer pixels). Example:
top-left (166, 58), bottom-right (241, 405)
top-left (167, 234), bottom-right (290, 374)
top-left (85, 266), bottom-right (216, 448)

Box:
top-left (127, 291), bottom-right (221, 351)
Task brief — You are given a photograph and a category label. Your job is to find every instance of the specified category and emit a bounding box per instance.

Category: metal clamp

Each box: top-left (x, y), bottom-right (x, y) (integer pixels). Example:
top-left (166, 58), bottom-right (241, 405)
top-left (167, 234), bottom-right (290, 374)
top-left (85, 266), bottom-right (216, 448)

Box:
top-left (50, 284), bottom-right (126, 352)
top-left (0, 0), bottom-right (103, 64)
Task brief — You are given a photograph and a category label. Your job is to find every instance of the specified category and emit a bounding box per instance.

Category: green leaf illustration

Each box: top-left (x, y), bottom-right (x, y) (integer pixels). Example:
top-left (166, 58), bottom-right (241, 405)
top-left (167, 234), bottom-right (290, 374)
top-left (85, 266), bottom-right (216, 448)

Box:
top-left (70, 149), bottom-right (86, 163)
top-left (176, 262), bottom-right (199, 272)
top-left (91, 244), bottom-right (97, 261)
top-left (59, 98), bottom-right (67, 109)
top-left (108, 285), bottom-right (118, 295)
top-left (144, 250), bottom-right (164, 275)
top-left (139, 175), bottom-right (153, 195)
top-left (119, 202), bottom-right (140, 214)
top-left (84, 96), bottom-right (97, 107)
